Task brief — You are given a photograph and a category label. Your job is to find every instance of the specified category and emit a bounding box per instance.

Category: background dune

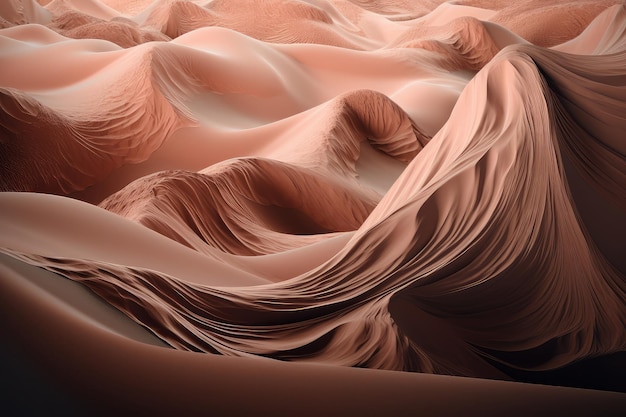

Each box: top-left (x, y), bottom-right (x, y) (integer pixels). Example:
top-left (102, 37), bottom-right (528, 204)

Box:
top-left (1, 0), bottom-right (625, 415)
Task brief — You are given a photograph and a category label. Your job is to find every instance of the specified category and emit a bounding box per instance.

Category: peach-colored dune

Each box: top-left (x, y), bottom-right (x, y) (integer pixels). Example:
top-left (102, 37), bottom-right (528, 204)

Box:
top-left (1, 0), bottom-right (626, 415)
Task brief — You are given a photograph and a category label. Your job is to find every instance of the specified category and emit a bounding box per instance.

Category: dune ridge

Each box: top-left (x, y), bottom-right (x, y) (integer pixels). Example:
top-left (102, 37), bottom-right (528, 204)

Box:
top-left (3, 23), bottom-right (626, 374)
top-left (0, 37), bottom-right (196, 193)
top-left (1, 0), bottom-right (626, 414)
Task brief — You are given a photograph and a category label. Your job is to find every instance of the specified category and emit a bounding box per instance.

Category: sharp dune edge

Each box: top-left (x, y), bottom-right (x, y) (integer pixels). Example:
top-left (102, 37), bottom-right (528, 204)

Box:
top-left (1, 0), bottom-right (625, 415)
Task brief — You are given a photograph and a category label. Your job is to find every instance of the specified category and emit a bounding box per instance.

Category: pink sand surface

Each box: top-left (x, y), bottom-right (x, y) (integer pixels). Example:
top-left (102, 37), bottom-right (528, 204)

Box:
top-left (1, 0), bottom-right (625, 415)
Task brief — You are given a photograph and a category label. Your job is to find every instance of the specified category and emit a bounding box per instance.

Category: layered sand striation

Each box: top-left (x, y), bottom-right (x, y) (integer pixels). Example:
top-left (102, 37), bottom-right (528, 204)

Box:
top-left (1, 0), bottom-right (625, 415)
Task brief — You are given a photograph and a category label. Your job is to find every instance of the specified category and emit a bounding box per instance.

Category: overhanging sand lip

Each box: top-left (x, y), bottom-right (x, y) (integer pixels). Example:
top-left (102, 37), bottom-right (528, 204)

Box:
top-left (1, 253), bottom-right (625, 417)
top-left (1, 0), bottom-right (626, 415)
top-left (0, 251), bottom-right (169, 347)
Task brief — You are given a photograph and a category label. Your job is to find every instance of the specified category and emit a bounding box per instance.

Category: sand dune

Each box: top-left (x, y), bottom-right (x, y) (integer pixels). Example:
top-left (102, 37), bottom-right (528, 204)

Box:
top-left (1, 0), bottom-right (626, 415)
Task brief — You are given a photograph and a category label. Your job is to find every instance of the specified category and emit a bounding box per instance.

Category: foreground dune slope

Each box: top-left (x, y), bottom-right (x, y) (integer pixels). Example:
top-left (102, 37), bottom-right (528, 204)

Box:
top-left (2, 252), bottom-right (625, 416)
top-left (1, 0), bottom-right (626, 415)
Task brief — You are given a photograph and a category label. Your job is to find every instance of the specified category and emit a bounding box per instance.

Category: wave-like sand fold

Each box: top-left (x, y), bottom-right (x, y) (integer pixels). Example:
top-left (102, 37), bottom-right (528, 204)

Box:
top-left (1, 0), bottom-right (625, 415)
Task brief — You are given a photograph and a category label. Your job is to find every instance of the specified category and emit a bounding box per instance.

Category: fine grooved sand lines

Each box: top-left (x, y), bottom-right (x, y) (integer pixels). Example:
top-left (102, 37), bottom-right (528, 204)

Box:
top-left (1, 1), bottom-right (625, 415)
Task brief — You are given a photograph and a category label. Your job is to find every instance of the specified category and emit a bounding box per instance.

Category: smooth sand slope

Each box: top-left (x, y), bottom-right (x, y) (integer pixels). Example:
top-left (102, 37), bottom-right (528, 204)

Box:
top-left (1, 0), bottom-right (626, 415)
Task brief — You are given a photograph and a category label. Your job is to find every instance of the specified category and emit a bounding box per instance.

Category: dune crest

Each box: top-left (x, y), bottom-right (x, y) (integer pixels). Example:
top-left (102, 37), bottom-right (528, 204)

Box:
top-left (1, 0), bottom-right (626, 414)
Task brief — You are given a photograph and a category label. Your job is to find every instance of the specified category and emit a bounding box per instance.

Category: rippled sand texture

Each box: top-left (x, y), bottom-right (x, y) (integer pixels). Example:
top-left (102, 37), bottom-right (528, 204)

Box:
top-left (1, 0), bottom-right (626, 415)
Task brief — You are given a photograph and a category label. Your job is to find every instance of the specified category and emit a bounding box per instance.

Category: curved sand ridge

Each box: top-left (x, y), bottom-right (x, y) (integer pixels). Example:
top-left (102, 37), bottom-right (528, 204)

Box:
top-left (6, 37), bottom-right (625, 373)
top-left (1, 1), bottom-right (626, 415)
top-left (139, 0), bottom-right (376, 49)
top-left (100, 160), bottom-right (375, 256)
top-left (0, 34), bottom-right (197, 193)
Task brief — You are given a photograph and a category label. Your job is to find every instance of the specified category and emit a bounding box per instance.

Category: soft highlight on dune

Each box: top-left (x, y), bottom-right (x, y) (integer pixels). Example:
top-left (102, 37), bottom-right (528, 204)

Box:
top-left (1, 0), bottom-right (625, 415)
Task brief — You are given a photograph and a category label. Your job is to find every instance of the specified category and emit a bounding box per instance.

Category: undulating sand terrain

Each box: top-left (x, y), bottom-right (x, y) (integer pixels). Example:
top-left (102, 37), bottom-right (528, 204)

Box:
top-left (1, 0), bottom-right (626, 415)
